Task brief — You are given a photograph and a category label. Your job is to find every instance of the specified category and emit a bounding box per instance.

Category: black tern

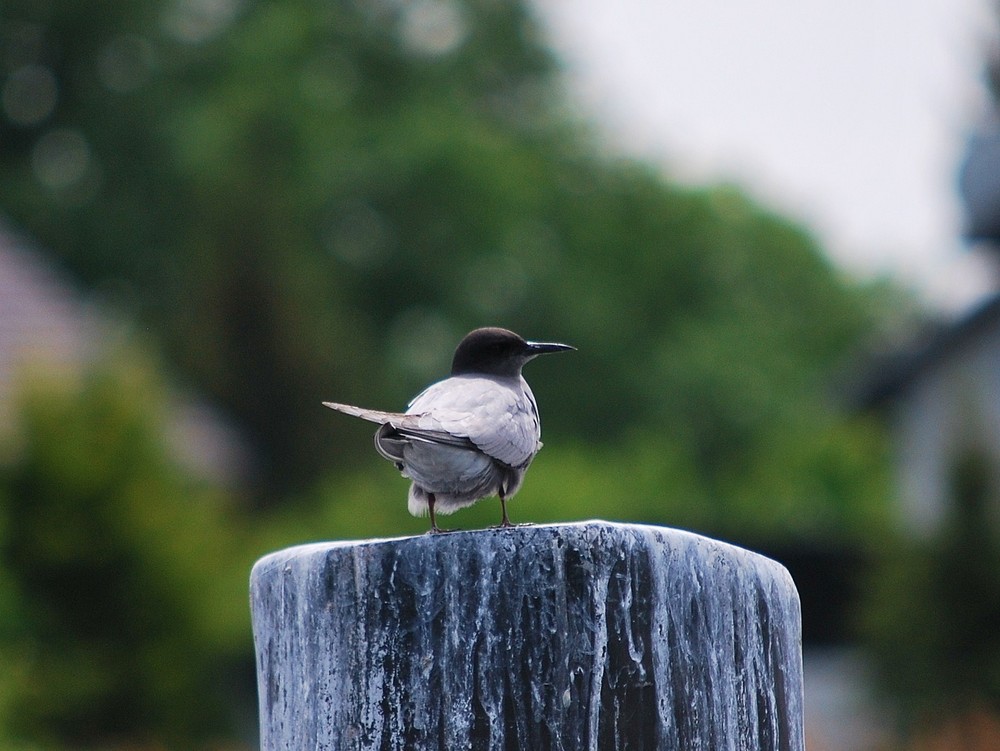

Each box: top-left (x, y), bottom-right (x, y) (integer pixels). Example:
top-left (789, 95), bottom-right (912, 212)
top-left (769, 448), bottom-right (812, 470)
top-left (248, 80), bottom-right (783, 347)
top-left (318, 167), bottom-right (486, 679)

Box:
top-left (323, 327), bottom-right (574, 532)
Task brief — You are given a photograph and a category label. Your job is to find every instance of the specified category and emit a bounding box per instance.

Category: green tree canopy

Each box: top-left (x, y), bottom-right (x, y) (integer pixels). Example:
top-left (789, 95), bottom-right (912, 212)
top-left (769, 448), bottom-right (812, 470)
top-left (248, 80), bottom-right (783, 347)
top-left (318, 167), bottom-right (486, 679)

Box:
top-left (0, 0), bottom-right (892, 525)
top-left (0, 349), bottom-right (251, 747)
top-left (0, 1), bottom-right (908, 747)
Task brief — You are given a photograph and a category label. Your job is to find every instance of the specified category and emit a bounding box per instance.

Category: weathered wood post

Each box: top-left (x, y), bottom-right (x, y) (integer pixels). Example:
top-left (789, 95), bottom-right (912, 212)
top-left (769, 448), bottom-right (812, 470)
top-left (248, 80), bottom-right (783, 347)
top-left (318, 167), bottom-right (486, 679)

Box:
top-left (250, 520), bottom-right (804, 750)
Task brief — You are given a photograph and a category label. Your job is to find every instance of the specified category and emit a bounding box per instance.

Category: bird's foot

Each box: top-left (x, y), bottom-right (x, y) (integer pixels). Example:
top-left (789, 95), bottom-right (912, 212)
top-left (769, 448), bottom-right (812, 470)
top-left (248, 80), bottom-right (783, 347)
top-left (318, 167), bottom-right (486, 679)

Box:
top-left (490, 521), bottom-right (533, 530)
top-left (427, 525), bottom-right (459, 535)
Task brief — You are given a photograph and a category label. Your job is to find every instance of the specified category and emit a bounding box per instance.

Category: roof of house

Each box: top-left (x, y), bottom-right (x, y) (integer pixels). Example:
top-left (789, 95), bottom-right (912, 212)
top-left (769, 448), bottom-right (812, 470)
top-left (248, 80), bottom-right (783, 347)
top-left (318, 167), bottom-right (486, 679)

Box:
top-left (856, 292), bottom-right (1000, 410)
top-left (0, 221), bottom-right (251, 484)
top-left (0, 225), bottom-right (98, 417)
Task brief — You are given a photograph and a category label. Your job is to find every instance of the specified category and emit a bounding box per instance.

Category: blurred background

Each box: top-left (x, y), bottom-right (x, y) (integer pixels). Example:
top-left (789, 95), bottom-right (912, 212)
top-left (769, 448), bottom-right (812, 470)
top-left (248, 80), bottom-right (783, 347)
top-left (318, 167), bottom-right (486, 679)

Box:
top-left (0, 0), bottom-right (998, 748)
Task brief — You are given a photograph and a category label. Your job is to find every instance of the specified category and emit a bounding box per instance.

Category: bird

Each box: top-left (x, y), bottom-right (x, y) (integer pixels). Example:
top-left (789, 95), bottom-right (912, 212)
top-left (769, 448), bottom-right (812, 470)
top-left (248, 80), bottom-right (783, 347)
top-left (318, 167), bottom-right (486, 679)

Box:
top-left (323, 327), bottom-right (574, 533)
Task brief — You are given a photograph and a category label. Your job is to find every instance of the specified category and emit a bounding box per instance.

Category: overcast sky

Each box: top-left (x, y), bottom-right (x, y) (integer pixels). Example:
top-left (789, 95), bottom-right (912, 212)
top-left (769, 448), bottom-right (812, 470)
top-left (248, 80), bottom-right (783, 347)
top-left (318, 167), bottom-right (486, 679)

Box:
top-left (534, 0), bottom-right (998, 312)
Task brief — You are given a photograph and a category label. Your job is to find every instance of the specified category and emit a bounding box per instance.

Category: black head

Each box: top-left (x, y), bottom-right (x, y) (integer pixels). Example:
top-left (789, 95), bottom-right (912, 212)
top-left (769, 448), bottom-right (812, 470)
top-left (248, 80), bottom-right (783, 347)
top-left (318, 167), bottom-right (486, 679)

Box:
top-left (450, 327), bottom-right (575, 378)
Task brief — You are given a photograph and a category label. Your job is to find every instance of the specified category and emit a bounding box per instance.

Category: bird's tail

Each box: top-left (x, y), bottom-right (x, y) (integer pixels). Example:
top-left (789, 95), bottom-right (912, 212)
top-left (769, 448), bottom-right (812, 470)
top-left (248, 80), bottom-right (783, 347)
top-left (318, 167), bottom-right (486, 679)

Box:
top-left (321, 402), bottom-right (407, 425)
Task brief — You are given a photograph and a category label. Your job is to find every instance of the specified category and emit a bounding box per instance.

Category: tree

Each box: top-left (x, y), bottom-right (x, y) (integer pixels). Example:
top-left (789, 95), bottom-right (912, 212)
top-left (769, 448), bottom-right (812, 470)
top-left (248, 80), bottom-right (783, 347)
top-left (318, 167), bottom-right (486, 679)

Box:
top-left (0, 0), bottom-right (565, 498)
top-left (0, 0), bottom-right (892, 521)
top-left (0, 348), bottom-right (251, 747)
top-left (0, 1), bottom-right (908, 745)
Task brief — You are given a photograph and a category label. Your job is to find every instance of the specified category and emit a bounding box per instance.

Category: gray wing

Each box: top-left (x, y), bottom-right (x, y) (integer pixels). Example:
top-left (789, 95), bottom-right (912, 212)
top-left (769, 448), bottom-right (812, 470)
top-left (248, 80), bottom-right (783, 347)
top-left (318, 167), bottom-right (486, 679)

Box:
top-left (405, 376), bottom-right (541, 468)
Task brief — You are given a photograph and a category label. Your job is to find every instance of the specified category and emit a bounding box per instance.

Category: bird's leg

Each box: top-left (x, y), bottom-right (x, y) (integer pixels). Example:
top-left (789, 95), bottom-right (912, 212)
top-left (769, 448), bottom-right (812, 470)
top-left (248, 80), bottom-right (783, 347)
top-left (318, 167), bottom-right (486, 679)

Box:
top-left (428, 493), bottom-right (442, 534)
top-left (498, 491), bottom-right (514, 528)
top-left (426, 494), bottom-right (457, 534)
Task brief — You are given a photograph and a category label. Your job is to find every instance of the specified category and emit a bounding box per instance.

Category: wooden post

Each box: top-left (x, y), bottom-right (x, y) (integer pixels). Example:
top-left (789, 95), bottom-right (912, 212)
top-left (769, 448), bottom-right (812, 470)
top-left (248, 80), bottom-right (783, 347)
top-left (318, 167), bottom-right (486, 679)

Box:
top-left (251, 521), bottom-right (804, 750)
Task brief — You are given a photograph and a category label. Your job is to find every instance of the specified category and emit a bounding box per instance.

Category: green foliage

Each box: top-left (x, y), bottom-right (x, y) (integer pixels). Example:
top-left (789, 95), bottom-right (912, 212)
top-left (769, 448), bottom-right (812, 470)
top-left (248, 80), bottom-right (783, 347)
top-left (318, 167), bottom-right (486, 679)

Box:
top-left (0, 0), bottom-right (570, 496)
top-left (0, 348), bottom-right (251, 748)
top-left (863, 450), bottom-right (1000, 728)
top-left (0, 0), bottom-right (908, 745)
top-left (0, 0), bottom-right (894, 508)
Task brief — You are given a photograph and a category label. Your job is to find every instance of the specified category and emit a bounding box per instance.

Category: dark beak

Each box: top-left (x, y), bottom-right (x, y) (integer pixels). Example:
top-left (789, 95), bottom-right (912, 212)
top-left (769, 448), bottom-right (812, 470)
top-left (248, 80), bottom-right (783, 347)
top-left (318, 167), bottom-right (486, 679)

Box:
top-left (526, 341), bottom-right (576, 356)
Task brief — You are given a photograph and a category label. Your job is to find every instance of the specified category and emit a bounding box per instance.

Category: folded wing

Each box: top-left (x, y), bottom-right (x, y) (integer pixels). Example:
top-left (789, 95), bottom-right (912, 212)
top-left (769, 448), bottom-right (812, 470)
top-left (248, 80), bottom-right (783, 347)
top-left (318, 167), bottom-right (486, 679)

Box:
top-left (405, 377), bottom-right (541, 468)
top-left (323, 375), bottom-right (540, 469)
